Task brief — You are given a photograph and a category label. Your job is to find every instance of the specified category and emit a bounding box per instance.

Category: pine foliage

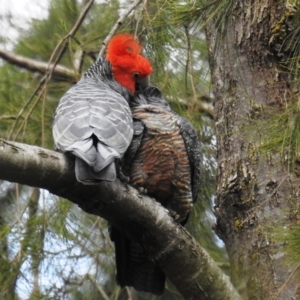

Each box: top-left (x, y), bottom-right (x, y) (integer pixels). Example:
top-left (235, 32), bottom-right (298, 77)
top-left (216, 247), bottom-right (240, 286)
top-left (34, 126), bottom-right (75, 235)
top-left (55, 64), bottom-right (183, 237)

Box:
top-left (0, 0), bottom-right (221, 299)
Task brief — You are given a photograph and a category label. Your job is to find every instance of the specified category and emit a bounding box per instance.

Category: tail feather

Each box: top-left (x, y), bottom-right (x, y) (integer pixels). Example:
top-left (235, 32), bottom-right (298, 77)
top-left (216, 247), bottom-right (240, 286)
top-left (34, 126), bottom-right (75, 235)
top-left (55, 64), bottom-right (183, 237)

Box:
top-left (75, 157), bottom-right (116, 183)
top-left (71, 135), bottom-right (121, 183)
top-left (110, 226), bottom-right (165, 295)
top-left (95, 143), bottom-right (120, 171)
top-left (66, 139), bottom-right (96, 165)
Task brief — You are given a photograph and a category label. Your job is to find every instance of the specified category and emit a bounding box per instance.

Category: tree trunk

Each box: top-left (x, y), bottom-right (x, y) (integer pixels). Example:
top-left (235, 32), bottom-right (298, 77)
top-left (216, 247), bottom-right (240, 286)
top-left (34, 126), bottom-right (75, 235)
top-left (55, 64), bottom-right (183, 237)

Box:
top-left (207, 1), bottom-right (300, 299)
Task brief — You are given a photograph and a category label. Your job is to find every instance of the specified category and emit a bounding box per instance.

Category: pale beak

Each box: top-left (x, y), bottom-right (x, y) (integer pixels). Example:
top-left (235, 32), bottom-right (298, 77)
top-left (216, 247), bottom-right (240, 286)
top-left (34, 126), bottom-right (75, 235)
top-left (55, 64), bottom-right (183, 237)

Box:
top-left (136, 75), bottom-right (150, 89)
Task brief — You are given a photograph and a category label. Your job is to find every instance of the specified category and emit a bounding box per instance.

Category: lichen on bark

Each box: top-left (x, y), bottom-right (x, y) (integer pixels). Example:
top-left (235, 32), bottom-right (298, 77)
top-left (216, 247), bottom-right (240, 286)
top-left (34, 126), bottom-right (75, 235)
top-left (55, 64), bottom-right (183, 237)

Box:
top-left (206, 1), bottom-right (300, 299)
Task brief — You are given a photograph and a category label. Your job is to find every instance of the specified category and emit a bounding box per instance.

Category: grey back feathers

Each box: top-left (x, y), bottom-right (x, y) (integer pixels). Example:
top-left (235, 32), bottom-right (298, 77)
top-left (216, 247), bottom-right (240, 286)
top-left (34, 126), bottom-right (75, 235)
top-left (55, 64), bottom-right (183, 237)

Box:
top-left (52, 58), bottom-right (133, 183)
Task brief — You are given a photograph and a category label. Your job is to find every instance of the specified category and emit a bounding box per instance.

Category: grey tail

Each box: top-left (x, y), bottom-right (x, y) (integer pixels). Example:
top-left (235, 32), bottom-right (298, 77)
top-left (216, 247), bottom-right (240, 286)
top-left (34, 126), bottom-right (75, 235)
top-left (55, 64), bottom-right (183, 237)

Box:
top-left (110, 226), bottom-right (165, 295)
top-left (75, 157), bottom-right (116, 183)
top-left (73, 134), bottom-right (121, 183)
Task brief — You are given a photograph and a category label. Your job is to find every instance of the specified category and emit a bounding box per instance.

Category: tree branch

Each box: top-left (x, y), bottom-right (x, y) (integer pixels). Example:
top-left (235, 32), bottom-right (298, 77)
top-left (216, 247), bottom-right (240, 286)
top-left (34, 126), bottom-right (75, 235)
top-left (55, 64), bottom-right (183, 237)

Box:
top-left (0, 139), bottom-right (240, 300)
top-left (44, 0), bottom-right (95, 78)
top-left (0, 48), bottom-right (76, 80)
top-left (7, 0), bottom-right (95, 141)
top-left (98, 0), bottom-right (143, 58)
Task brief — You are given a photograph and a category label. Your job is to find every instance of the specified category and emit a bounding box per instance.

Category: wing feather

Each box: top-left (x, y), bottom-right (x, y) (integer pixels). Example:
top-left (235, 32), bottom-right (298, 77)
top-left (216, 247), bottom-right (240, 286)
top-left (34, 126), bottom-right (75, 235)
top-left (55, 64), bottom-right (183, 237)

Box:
top-left (53, 77), bottom-right (133, 182)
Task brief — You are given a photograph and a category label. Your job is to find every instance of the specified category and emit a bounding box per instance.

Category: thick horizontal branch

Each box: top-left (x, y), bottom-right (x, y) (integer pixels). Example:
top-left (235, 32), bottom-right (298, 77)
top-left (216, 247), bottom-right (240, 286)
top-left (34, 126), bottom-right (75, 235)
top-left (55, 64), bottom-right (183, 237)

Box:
top-left (0, 48), bottom-right (76, 80)
top-left (0, 139), bottom-right (240, 300)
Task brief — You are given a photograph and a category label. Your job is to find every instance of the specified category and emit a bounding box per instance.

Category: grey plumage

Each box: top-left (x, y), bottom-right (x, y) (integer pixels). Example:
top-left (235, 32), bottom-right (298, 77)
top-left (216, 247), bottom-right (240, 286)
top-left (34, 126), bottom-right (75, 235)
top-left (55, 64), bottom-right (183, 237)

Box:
top-left (52, 58), bottom-right (133, 183)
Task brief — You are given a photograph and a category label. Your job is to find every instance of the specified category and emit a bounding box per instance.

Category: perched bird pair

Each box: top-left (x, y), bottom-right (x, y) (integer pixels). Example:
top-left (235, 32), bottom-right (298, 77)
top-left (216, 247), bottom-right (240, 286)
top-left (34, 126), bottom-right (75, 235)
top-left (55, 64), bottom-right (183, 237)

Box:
top-left (52, 34), bottom-right (200, 295)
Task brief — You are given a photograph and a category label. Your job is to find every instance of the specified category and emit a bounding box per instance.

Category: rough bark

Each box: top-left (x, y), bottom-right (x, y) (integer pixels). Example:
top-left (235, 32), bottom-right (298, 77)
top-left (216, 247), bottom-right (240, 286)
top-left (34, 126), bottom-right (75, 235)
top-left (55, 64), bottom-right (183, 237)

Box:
top-left (0, 139), bottom-right (241, 300)
top-left (207, 1), bottom-right (300, 299)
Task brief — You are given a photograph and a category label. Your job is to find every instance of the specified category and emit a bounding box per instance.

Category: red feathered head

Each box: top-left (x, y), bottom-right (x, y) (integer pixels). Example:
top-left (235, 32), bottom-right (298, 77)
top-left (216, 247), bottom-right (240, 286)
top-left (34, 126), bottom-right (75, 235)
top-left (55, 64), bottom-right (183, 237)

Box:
top-left (106, 34), bottom-right (153, 93)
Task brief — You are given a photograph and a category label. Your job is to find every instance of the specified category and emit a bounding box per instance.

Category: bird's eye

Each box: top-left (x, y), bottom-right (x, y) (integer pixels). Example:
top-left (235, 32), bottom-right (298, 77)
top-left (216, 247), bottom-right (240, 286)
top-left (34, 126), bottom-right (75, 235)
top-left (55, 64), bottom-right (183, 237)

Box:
top-left (133, 72), bottom-right (140, 79)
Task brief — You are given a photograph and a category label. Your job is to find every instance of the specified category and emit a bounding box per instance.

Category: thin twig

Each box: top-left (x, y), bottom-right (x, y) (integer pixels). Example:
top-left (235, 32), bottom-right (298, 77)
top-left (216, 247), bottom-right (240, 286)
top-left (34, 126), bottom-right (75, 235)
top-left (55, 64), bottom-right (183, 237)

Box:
top-left (0, 115), bottom-right (18, 120)
top-left (88, 275), bottom-right (111, 300)
top-left (44, 0), bottom-right (95, 79)
top-left (8, 0), bottom-right (95, 141)
top-left (125, 287), bottom-right (133, 300)
top-left (41, 88), bottom-right (47, 147)
top-left (134, 0), bottom-right (148, 37)
top-left (14, 85), bottom-right (46, 141)
top-left (8, 77), bottom-right (46, 140)
top-left (184, 25), bottom-right (190, 95)
top-left (240, 175), bottom-right (288, 227)
top-left (272, 263), bottom-right (300, 300)
top-left (98, 0), bottom-right (143, 58)
top-left (184, 25), bottom-right (198, 105)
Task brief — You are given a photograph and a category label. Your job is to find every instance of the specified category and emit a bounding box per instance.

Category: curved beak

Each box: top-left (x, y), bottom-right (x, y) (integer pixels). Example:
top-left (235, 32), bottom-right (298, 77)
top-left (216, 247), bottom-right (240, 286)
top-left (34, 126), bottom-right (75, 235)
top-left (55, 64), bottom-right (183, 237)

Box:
top-left (136, 75), bottom-right (150, 90)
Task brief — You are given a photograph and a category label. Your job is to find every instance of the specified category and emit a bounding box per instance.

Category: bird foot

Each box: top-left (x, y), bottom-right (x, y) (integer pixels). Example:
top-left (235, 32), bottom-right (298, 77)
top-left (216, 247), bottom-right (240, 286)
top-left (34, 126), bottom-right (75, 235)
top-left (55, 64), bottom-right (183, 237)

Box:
top-left (137, 187), bottom-right (148, 195)
top-left (117, 166), bottom-right (130, 183)
top-left (168, 210), bottom-right (180, 222)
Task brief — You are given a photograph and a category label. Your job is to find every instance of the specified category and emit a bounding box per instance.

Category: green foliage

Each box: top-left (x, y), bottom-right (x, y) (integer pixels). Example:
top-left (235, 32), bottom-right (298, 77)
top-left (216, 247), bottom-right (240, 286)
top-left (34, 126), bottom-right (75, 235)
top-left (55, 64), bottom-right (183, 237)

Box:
top-left (250, 98), bottom-right (300, 172)
top-left (269, 3), bottom-right (300, 78)
top-left (251, 99), bottom-right (300, 273)
top-left (15, 0), bottom-right (85, 64)
top-left (171, 0), bottom-right (234, 34)
top-left (0, 0), bottom-right (220, 299)
top-left (220, 2), bottom-right (300, 274)
top-left (275, 218), bottom-right (300, 262)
